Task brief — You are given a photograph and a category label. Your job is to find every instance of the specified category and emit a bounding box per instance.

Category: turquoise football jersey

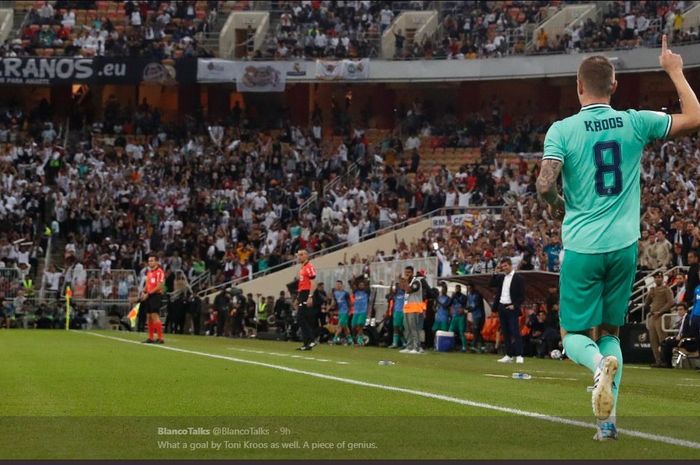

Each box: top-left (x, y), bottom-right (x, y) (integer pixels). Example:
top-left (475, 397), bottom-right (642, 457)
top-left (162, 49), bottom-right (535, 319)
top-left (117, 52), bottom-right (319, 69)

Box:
top-left (543, 103), bottom-right (671, 253)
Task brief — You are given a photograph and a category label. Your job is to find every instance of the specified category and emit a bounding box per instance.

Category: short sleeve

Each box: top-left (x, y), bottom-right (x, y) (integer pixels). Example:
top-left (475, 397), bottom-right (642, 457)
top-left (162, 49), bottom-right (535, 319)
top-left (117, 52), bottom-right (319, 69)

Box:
top-left (631, 110), bottom-right (672, 142)
top-left (543, 122), bottom-right (566, 163)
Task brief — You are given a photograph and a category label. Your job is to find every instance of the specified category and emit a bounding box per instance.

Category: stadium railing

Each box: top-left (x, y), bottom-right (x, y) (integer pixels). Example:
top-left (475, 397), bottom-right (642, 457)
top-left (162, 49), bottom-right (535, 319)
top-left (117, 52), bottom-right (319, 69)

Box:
top-left (0, 268), bottom-right (22, 300)
top-left (37, 233), bottom-right (53, 300)
top-left (627, 265), bottom-right (688, 323)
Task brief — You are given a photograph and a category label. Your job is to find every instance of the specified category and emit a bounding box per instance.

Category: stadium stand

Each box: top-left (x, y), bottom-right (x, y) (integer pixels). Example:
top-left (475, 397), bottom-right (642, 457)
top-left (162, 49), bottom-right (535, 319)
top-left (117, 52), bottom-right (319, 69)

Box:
top-left (4, 0), bottom-right (245, 58)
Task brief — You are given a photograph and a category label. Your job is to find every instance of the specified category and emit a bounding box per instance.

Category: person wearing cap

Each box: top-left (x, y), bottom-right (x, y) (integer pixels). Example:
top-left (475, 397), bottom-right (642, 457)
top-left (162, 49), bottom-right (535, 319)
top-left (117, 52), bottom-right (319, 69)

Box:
top-left (644, 271), bottom-right (674, 367)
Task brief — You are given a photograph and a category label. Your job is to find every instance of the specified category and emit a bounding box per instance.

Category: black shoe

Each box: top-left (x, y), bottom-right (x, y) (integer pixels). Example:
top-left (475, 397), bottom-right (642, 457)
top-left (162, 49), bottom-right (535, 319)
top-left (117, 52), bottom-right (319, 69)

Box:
top-left (296, 345), bottom-right (307, 351)
top-left (309, 341), bottom-right (317, 348)
top-left (300, 345), bottom-right (312, 351)
top-left (157, 339), bottom-right (164, 344)
top-left (142, 339), bottom-right (154, 344)
top-left (650, 363), bottom-right (663, 368)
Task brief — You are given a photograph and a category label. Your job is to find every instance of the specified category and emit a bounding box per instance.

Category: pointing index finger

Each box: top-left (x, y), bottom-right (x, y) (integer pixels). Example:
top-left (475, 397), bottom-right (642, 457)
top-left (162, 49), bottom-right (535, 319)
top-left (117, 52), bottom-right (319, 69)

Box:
top-left (662, 34), bottom-right (667, 53)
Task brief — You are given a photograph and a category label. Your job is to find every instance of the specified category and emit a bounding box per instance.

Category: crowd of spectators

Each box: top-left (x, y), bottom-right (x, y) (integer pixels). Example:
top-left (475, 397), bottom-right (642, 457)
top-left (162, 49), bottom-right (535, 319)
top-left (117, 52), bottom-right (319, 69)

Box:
top-left (536, 1), bottom-right (694, 55)
top-left (0, 94), bottom-right (518, 310)
top-left (399, 1), bottom-right (695, 60)
top-left (260, 1), bottom-right (432, 60)
top-left (2, 1), bottom-right (697, 61)
top-left (1, 0), bottom-right (220, 59)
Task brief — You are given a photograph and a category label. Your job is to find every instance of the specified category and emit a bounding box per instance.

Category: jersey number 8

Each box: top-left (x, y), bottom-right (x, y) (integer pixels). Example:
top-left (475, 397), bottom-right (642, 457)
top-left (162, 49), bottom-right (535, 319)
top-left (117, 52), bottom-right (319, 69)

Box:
top-left (593, 141), bottom-right (622, 197)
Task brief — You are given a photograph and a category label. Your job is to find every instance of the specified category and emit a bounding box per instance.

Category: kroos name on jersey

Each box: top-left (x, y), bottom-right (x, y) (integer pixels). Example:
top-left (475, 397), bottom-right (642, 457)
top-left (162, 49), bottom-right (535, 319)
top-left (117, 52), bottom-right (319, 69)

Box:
top-left (584, 117), bottom-right (625, 132)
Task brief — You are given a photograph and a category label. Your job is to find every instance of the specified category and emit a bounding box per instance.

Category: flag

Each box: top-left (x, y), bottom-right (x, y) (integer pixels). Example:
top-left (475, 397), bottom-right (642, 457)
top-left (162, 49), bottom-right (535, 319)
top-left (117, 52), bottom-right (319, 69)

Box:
top-left (128, 302), bottom-right (140, 328)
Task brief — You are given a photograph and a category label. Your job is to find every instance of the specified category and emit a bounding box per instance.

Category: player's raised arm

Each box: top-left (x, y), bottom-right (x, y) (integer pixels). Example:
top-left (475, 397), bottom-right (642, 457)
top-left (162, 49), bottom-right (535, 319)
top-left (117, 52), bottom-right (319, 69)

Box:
top-left (660, 34), bottom-right (700, 137)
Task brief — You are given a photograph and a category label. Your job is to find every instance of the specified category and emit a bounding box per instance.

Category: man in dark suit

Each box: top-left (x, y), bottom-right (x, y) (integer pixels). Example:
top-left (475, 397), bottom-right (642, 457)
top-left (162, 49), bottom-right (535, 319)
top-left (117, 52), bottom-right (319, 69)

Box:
top-left (660, 303), bottom-right (698, 368)
top-left (490, 258), bottom-right (526, 363)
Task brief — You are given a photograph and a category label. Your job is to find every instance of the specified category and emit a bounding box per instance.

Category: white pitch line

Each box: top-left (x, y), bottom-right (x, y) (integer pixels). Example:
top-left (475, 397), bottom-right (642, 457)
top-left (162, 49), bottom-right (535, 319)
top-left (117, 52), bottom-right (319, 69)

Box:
top-left (677, 383), bottom-right (700, 387)
top-left (484, 374), bottom-right (509, 378)
top-left (230, 347), bottom-right (353, 366)
top-left (81, 332), bottom-right (700, 450)
top-left (626, 366), bottom-right (652, 370)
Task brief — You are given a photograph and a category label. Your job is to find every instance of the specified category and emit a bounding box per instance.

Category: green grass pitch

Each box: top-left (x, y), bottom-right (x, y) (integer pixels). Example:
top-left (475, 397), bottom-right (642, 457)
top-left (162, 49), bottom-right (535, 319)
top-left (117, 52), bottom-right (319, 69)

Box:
top-left (1, 330), bottom-right (699, 460)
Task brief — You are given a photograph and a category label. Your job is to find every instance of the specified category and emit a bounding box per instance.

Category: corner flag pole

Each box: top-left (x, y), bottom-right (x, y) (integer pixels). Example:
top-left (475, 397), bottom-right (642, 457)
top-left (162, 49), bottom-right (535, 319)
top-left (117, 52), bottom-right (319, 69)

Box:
top-left (65, 286), bottom-right (72, 330)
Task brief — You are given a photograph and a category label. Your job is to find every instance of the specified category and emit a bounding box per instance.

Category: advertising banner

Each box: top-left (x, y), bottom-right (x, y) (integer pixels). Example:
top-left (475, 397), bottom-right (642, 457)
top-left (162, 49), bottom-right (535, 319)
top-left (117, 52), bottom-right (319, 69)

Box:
top-left (0, 57), bottom-right (196, 85)
top-left (430, 213), bottom-right (477, 229)
top-left (236, 63), bottom-right (286, 92)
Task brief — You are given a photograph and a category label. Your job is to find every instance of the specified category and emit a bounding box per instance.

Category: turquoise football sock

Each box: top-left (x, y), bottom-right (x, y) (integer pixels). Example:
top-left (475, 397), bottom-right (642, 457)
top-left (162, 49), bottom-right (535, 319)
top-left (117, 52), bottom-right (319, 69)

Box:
top-left (563, 333), bottom-right (603, 373)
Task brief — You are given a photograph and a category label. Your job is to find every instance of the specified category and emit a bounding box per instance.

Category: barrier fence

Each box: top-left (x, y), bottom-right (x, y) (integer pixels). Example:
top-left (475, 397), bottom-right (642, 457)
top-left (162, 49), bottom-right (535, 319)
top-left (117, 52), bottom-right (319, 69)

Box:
top-left (0, 268), bottom-right (22, 300)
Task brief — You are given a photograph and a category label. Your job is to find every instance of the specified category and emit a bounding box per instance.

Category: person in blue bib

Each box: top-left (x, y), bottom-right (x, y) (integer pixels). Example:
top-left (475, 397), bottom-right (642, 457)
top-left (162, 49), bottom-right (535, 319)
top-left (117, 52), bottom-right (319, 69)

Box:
top-left (351, 278), bottom-right (370, 346)
top-left (331, 280), bottom-right (352, 345)
top-left (449, 284), bottom-right (468, 352)
top-left (433, 283), bottom-right (451, 333)
top-left (388, 281), bottom-right (406, 349)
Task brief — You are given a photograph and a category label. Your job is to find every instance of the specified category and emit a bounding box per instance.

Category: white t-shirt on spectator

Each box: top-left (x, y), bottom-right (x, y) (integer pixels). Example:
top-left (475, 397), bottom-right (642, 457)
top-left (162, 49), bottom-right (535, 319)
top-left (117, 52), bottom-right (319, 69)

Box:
top-left (458, 192), bottom-right (472, 207)
top-left (215, 236), bottom-right (226, 253)
top-left (62, 11), bottom-right (76, 28)
top-left (99, 258), bottom-right (112, 275)
top-left (253, 193), bottom-right (268, 211)
top-left (172, 219), bottom-right (183, 235)
top-left (16, 250), bottom-right (29, 265)
top-left (315, 33), bottom-right (327, 48)
top-left (493, 35), bottom-right (505, 49)
top-left (380, 9), bottom-right (394, 26)
top-left (637, 15), bottom-right (649, 33)
top-left (44, 271), bottom-right (62, 292)
top-left (347, 221), bottom-right (360, 245)
top-left (405, 136), bottom-right (420, 150)
top-left (444, 191), bottom-right (456, 207)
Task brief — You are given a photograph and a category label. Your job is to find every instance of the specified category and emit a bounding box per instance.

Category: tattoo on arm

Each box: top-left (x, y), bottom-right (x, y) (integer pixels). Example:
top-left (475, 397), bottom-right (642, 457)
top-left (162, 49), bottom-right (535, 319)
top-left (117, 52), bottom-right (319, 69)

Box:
top-left (536, 159), bottom-right (563, 205)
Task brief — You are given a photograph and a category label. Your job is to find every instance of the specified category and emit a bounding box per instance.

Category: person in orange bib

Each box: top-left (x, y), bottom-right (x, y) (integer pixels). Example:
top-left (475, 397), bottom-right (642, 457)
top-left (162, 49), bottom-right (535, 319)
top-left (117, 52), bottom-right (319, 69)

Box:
top-left (141, 253), bottom-right (165, 344)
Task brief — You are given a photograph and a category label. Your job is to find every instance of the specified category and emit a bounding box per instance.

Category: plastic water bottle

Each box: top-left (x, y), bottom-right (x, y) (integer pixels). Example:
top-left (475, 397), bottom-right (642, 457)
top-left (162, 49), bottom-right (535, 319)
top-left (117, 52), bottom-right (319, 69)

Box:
top-left (378, 360), bottom-right (396, 366)
top-left (512, 372), bottom-right (532, 380)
